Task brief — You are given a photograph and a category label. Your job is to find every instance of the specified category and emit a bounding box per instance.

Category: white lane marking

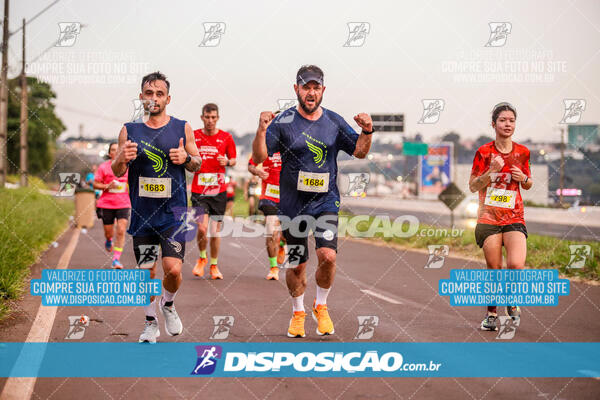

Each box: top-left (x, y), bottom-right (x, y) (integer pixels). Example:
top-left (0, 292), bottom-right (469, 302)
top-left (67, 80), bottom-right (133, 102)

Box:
top-left (230, 242), bottom-right (241, 248)
top-left (0, 228), bottom-right (81, 400)
top-left (360, 289), bottom-right (402, 304)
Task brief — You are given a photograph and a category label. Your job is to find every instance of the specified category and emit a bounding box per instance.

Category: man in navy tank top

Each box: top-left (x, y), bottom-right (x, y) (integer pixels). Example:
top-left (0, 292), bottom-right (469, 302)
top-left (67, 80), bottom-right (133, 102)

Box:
top-left (112, 71), bottom-right (202, 343)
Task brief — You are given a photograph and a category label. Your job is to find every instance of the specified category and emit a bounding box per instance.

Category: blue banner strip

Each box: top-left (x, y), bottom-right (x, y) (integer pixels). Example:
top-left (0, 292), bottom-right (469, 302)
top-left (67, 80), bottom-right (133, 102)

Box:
top-left (1, 342), bottom-right (599, 378)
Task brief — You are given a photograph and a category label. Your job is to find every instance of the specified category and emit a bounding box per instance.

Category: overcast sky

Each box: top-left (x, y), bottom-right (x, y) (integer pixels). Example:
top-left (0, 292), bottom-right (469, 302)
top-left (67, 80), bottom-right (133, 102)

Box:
top-left (4, 0), bottom-right (600, 142)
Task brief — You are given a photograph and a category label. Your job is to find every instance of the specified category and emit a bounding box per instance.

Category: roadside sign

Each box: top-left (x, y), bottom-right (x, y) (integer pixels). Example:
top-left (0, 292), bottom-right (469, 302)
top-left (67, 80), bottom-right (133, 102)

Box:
top-left (438, 182), bottom-right (465, 211)
top-left (403, 142), bottom-right (428, 156)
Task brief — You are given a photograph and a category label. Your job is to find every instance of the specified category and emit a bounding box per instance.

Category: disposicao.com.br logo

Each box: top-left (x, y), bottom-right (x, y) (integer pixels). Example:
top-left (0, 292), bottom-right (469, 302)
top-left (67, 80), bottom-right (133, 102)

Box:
top-left (192, 347), bottom-right (442, 375)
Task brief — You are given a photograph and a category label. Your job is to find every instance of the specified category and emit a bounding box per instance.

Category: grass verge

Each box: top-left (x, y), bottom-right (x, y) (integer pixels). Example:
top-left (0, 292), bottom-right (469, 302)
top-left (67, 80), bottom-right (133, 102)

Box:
top-left (0, 186), bottom-right (74, 321)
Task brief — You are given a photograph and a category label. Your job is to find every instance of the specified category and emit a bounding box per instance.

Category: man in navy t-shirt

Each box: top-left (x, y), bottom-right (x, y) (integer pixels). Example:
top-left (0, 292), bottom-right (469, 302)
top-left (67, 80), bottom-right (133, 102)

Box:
top-left (252, 65), bottom-right (374, 338)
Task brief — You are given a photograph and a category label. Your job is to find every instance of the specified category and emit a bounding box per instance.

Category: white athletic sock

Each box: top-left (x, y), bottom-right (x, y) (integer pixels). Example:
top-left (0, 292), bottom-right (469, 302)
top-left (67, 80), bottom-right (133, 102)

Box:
top-left (315, 286), bottom-right (330, 306)
top-left (162, 289), bottom-right (176, 305)
top-left (292, 294), bottom-right (305, 312)
top-left (144, 299), bottom-right (157, 319)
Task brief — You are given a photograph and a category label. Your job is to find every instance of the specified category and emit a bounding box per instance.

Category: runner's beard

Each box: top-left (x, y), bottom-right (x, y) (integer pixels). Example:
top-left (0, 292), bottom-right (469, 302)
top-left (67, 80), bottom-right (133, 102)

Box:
top-left (149, 104), bottom-right (164, 116)
top-left (297, 93), bottom-right (322, 114)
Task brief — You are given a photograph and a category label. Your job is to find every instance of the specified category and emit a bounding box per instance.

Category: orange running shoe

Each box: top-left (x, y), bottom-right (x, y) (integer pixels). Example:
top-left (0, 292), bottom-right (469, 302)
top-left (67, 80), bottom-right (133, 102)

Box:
top-left (192, 257), bottom-right (207, 277)
top-left (210, 264), bottom-right (223, 280)
top-left (287, 311), bottom-right (306, 338)
top-left (266, 267), bottom-right (279, 281)
top-left (277, 245), bottom-right (286, 264)
top-left (312, 301), bottom-right (335, 336)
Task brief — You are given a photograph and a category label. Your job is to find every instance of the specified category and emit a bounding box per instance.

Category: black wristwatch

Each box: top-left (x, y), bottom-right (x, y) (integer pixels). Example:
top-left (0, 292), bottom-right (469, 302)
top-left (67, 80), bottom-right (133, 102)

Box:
top-left (183, 154), bottom-right (192, 165)
top-left (362, 127), bottom-right (375, 135)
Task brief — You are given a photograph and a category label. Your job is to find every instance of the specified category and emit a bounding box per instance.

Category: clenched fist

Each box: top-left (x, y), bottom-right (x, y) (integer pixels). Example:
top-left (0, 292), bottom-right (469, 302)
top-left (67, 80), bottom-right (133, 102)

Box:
top-left (354, 113), bottom-right (373, 133)
top-left (490, 155), bottom-right (504, 173)
top-left (510, 165), bottom-right (527, 182)
top-left (217, 155), bottom-right (229, 166)
top-left (258, 111), bottom-right (275, 133)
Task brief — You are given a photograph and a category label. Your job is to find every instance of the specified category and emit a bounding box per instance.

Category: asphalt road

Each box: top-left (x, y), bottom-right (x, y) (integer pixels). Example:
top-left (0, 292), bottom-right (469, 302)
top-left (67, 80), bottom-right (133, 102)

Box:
top-left (1, 219), bottom-right (599, 399)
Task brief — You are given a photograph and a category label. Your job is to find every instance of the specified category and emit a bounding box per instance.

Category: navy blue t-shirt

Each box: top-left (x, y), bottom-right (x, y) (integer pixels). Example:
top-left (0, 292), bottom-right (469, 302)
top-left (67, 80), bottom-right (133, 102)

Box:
top-left (266, 107), bottom-right (358, 218)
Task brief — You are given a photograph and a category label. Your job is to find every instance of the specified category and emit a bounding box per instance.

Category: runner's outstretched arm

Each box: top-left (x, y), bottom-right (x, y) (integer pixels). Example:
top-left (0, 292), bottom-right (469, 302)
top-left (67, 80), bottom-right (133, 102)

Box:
top-left (112, 126), bottom-right (136, 177)
top-left (252, 111), bottom-right (275, 164)
top-left (353, 113), bottom-right (374, 159)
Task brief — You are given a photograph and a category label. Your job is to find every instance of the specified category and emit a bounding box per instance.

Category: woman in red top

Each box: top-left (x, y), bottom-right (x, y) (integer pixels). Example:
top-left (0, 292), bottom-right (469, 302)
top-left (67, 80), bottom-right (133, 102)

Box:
top-left (469, 103), bottom-right (533, 331)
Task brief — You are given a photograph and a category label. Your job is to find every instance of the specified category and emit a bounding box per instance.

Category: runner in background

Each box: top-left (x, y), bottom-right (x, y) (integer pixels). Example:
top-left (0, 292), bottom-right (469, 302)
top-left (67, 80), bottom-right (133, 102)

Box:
top-left (248, 152), bottom-right (286, 280)
top-left (93, 142), bottom-right (131, 268)
top-left (225, 175), bottom-right (237, 217)
top-left (469, 102), bottom-right (532, 331)
top-left (191, 103), bottom-right (237, 280)
top-left (244, 174), bottom-right (260, 216)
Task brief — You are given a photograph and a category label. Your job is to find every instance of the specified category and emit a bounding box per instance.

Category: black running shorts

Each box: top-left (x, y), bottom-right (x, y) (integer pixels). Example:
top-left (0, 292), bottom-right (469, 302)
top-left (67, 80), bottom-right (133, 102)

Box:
top-left (475, 223), bottom-right (528, 248)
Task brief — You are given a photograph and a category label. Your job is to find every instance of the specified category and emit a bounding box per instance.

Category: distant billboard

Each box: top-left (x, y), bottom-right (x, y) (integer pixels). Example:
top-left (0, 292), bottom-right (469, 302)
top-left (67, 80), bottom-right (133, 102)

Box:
top-left (418, 143), bottom-right (453, 198)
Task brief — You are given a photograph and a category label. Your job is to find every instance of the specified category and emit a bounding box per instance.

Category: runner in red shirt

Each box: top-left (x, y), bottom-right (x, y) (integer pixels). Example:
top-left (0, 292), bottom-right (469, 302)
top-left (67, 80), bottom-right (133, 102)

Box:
top-left (93, 142), bottom-right (131, 269)
top-left (191, 103), bottom-right (237, 280)
top-left (469, 102), bottom-right (533, 331)
top-left (249, 151), bottom-right (286, 280)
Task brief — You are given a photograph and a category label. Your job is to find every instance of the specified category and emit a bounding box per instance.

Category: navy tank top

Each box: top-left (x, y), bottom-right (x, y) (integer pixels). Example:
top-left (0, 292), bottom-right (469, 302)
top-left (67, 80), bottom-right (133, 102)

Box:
top-left (125, 116), bottom-right (187, 236)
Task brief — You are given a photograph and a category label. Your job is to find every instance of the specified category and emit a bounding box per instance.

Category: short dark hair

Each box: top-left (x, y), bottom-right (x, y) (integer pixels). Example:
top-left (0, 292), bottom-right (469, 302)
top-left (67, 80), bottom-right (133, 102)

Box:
top-left (202, 103), bottom-right (219, 115)
top-left (296, 64), bottom-right (324, 81)
top-left (492, 102), bottom-right (517, 123)
top-left (141, 71), bottom-right (170, 93)
top-left (106, 142), bottom-right (118, 159)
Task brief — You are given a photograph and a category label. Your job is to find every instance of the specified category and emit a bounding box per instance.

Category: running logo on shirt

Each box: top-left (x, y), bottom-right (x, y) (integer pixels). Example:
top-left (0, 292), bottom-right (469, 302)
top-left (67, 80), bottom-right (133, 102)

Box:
top-left (302, 132), bottom-right (327, 168)
top-left (141, 140), bottom-right (168, 177)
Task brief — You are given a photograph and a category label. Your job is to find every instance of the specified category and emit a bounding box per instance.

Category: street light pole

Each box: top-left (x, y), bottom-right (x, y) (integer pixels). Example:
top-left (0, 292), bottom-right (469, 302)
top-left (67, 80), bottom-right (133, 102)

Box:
top-left (0, 0), bottom-right (9, 187)
top-left (19, 18), bottom-right (27, 187)
top-left (559, 125), bottom-right (565, 207)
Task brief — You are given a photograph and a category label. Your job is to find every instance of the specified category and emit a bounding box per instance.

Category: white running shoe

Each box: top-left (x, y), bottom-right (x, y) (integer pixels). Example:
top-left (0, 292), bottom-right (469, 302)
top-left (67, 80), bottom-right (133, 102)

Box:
top-left (160, 302), bottom-right (183, 336)
top-left (138, 320), bottom-right (160, 343)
